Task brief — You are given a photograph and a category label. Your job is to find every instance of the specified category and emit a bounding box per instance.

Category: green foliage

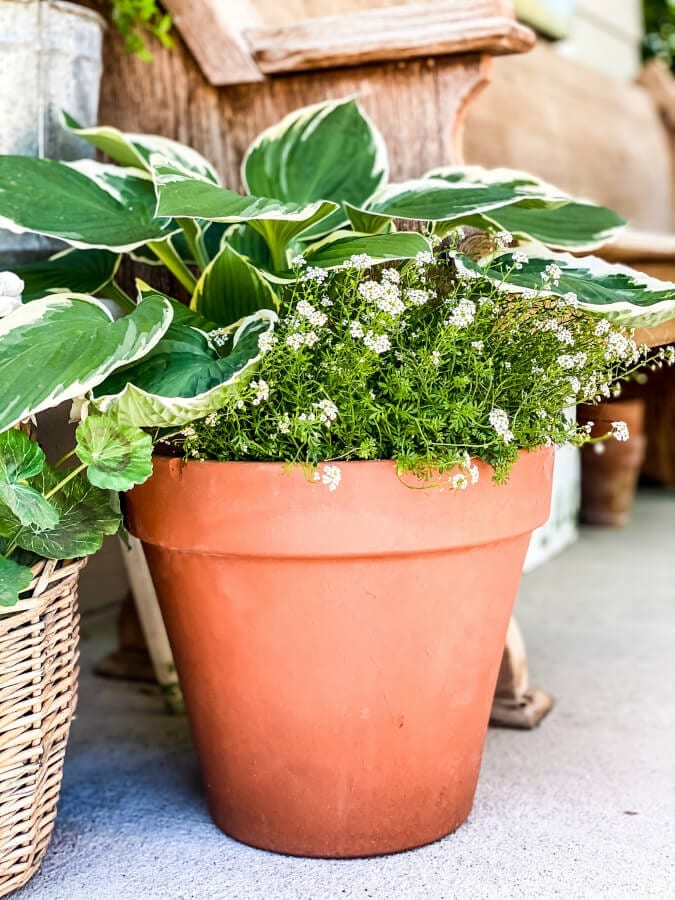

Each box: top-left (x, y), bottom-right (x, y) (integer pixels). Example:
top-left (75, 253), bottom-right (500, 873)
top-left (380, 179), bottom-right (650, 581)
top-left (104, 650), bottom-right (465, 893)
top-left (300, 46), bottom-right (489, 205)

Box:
top-left (0, 554), bottom-right (32, 607)
top-left (177, 251), bottom-right (671, 483)
top-left (107, 0), bottom-right (173, 62)
top-left (643, 0), bottom-right (675, 73)
top-left (0, 430), bottom-right (58, 528)
top-left (75, 417), bottom-right (153, 491)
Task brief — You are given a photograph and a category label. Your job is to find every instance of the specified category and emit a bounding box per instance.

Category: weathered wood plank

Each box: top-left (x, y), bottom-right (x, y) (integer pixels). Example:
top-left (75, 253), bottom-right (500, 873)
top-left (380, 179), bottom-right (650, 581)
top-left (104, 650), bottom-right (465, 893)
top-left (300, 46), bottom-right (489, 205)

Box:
top-left (247, 3), bottom-right (534, 76)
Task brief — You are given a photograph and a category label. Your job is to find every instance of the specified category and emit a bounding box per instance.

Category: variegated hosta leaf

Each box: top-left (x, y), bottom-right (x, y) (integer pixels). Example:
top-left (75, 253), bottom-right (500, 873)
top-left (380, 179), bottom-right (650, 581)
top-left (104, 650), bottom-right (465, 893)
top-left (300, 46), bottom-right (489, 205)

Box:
top-left (0, 430), bottom-right (58, 529)
top-left (0, 156), bottom-right (176, 251)
top-left (63, 112), bottom-right (220, 183)
top-left (75, 417), bottom-right (153, 491)
top-left (0, 465), bottom-right (121, 560)
top-left (92, 286), bottom-right (278, 427)
top-left (15, 248), bottom-right (121, 302)
top-left (0, 293), bottom-right (173, 431)
top-left (242, 98), bottom-right (388, 240)
top-left (302, 231), bottom-right (432, 269)
top-left (427, 165), bottom-right (625, 250)
top-left (151, 155), bottom-right (338, 270)
top-left (343, 202), bottom-right (393, 235)
top-left (0, 555), bottom-right (32, 607)
top-left (191, 241), bottom-right (279, 328)
top-left (457, 251), bottom-right (675, 328)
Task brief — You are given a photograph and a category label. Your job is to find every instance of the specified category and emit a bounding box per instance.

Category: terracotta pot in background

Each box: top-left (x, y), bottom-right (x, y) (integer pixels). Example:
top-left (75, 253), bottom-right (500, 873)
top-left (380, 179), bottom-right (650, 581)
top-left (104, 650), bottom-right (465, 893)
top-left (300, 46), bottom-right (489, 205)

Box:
top-left (125, 448), bottom-right (553, 858)
top-left (578, 398), bottom-right (647, 527)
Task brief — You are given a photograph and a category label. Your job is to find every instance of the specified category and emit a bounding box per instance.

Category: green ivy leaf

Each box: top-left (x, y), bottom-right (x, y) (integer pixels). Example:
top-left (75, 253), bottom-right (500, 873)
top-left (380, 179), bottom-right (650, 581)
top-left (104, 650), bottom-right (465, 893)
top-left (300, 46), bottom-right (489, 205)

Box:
top-left (76, 417), bottom-right (153, 491)
top-left (0, 554), bottom-right (32, 607)
top-left (0, 430), bottom-right (59, 528)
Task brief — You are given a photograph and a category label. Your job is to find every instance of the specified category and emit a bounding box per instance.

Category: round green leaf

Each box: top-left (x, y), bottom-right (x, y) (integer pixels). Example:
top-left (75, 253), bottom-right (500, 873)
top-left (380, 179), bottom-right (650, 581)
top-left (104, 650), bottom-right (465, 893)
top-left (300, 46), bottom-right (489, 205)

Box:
top-left (76, 418), bottom-right (153, 491)
top-left (0, 430), bottom-right (59, 529)
top-left (0, 555), bottom-right (32, 607)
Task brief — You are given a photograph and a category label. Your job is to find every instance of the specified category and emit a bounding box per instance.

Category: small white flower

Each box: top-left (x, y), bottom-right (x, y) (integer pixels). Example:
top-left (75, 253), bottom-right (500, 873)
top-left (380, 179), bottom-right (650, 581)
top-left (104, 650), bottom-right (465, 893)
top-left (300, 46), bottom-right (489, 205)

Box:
top-left (512, 250), bottom-right (529, 269)
top-left (489, 408), bottom-right (514, 443)
top-left (430, 350), bottom-right (441, 366)
top-left (611, 420), bottom-right (630, 442)
top-left (494, 230), bottom-right (513, 249)
top-left (451, 473), bottom-right (469, 490)
top-left (321, 464), bottom-right (342, 491)
top-left (210, 327), bottom-right (230, 348)
top-left (415, 250), bottom-right (434, 267)
top-left (0, 271), bottom-right (24, 298)
top-left (235, 399), bottom-right (245, 410)
top-left (447, 298), bottom-right (476, 328)
top-left (471, 340), bottom-right (484, 352)
top-left (303, 330), bottom-right (320, 348)
top-left (349, 321), bottom-right (364, 339)
top-left (204, 412), bottom-right (218, 427)
top-left (182, 425), bottom-right (197, 439)
top-left (290, 254), bottom-right (306, 268)
top-left (296, 299), bottom-right (328, 327)
top-left (554, 326), bottom-right (574, 346)
top-left (300, 266), bottom-right (328, 284)
top-left (405, 288), bottom-right (430, 307)
top-left (314, 398), bottom-right (338, 427)
top-left (567, 376), bottom-right (581, 394)
top-left (468, 465), bottom-right (480, 484)
top-left (286, 332), bottom-right (306, 351)
top-left (347, 254), bottom-right (374, 269)
top-left (249, 378), bottom-right (269, 406)
top-left (257, 331), bottom-right (278, 354)
top-left (382, 268), bottom-right (400, 284)
top-left (563, 292), bottom-right (578, 308)
top-left (543, 263), bottom-right (562, 286)
top-left (363, 331), bottom-right (391, 354)
top-left (278, 415), bottom-right (291, 434)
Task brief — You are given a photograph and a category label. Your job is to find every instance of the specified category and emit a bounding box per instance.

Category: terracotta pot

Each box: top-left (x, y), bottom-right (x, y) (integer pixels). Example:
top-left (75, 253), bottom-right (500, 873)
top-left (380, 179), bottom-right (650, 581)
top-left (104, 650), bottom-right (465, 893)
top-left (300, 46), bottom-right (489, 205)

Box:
top-left (125, 448), bottom-right (553, 858)
top-left (578, 399), bottom-right (646, 527)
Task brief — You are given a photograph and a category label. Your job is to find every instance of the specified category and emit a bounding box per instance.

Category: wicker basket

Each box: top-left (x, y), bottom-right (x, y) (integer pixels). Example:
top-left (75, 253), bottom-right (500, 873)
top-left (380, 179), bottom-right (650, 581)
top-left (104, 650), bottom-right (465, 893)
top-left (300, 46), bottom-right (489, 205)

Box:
top-left (0, 557), bottom-right (84, 897)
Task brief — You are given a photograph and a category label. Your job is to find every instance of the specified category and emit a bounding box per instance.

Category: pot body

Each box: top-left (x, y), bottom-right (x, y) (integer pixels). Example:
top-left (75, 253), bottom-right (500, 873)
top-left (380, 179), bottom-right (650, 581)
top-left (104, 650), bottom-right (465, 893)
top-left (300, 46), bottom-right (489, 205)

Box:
top-left (126, 449), bottom-right (553, 857)
top-left (0, 1), bottom-right (105, 265)
top-left (578, 399), bottom-right (646, 527)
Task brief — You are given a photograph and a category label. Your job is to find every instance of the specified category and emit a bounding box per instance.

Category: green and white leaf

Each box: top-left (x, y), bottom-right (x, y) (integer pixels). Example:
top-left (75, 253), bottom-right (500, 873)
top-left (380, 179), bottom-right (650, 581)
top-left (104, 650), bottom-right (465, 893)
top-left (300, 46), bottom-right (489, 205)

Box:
top-left (0, 430), bottom-right (58, 529)
top-left (76, 417), bottom-right (153, 491)
top-left (63, 113), bottom-right (220, 183)
top-left (242, 98), bottom-right (388, 240)
top-left (0, 293), bottom-right (173, 431)
top-left (93, 287), bottom-right (278, 427)
top-left (0, 156), bottom-right (177, 251)
top-left (343, 202), bottom-right (393, 235)
top-left (0, 555), bottom-right (32, 607)
top-left (151, 155), bottom-right (338, 269)
top-left (456, 250), bottom-right (675, 327)
top-left (15, 248), bottom-right (121, 302)
top-left (0, 466), bottom-right (121, 559)
top-left (426, 166), bottom-right (625, 250)
top-left (191, 241), bottom-right (279, 327)
top-left (302, 231), bottom-right (432, 269)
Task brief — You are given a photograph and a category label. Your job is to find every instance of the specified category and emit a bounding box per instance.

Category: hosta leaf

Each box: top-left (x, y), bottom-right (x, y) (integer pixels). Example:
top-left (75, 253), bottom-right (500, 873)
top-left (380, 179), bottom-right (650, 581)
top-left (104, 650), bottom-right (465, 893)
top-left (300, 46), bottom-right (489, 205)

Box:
top-left (15, 248), bottom-right (121, 302)
top-left (0, 555), bottom-right (32, 607)
top-left (367, 178), bottom-right (529, 222)
top-left (0, 465), bottom-right (121, 559)
top-left (343, 202), bottom-right (393, 235)
top-left (151, 155), bottom-right (338, 269)
top-left (93, 286), bottom-right (278, 427)
top-left (0, 430), bottom-right (58, 528)
top-left (456, 251), bottom-right (675, 327)
top-left (191, 241), bottom-right (279, 327)
top-left (225, 224), bottom-right (273, 270)
top-left (302, 231), bottom-right (432, 269)
top-left (242, 98), bottom-right (388, 240)
top-left (0, 156), bottom-right (176, 251)
top-left (76, 417), bottom-right (153, 491)
top-left (0, 292), bottom-right (173, 431)
top-left (63, 113), bottom-right (220, 183)
top-left (426, 166), bottom-right (625, 250)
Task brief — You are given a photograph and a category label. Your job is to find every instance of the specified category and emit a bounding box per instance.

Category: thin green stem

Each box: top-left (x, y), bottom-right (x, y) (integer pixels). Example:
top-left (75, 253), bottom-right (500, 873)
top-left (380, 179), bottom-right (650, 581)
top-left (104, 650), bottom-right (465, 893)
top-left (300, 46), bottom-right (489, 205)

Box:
top-left (148, 240), bottom-right (197, 293)
top-left (3, 538), bottom-right (18, 559)
top-left (43, 463), bottom-right (87, 501)
top-left (106, 281), bottom-right (136, 313)
top-left (177, 218), bottom-right (209, 271)
top-left (53, 447), bottom-right (77, 469)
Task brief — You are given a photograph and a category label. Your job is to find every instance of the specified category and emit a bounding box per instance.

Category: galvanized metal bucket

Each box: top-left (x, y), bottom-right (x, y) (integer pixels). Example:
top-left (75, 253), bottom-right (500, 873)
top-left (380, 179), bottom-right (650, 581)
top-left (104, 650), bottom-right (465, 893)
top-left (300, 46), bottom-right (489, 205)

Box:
top-left (0, 0), bottom-right (106, 264)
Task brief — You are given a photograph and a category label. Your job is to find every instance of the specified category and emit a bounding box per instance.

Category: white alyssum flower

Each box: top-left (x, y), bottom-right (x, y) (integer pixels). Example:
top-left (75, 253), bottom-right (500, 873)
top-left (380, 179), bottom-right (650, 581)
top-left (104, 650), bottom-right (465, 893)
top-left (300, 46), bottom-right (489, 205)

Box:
top-left (415, 250), bottom-right (434, 267)
top-left (235, 399), bottom-right (245, 410)
top-left (278, 414), bottom-right (291, 434)
top-left (494, 230), bottom-right (513, 249)
top-left (611, 420), bottom-right (630, 442)
top-left (204, 412), bottom-right (219, 427)
top-left (451, 473), bottom-right (469, 490)
top-left (258, 332), bottom-right (278, 354)
top-left (567, 376), bottom-right (581, 394)
top-left (314, 398), bottom-right (338, 427)
top-left (358, 279), bottom-right (405, 316)
top-left (249, 378), bottom-right (269, 406)
top-left (406, 288), bottom-right (430, 307)
top-left (605, 331), bottom-right (638, 363)
top-left (286, 333), bottom-right (306, 351)
top-left (471, 340), bottom-right (484, 352)
top-left (290, 254), bottom-right (306, 268)
top-left (382, 268), bottom-right (400, 284)
top-left (489, 407), bottom-right (514, 443)
top-left (554, 325), bottom-right (574, 346)
top-left (210, 327), bottom-right (230, 348)
top-left (430, 350), bottom-right (441, 366)
top-left (347, 254), bottom-right (374, 269)
top-left (363, 331), bottom-right (391, 354)
top-left (557, 352), bottom-right (587, 370)
top-left (301, 266), bottom-right (329, 284)
top-left (512, 250), bottom-right (528, 269)
top-left (349, 321), bottom-right (365, 339)
top-left (296, 299), bottom-right (328, 328)
top-left (543, 263), bottom-right (562, 286)
top-left (321, 465), bottom-right (342, 491)
top-left (447, 298), bottom-right (476, 328)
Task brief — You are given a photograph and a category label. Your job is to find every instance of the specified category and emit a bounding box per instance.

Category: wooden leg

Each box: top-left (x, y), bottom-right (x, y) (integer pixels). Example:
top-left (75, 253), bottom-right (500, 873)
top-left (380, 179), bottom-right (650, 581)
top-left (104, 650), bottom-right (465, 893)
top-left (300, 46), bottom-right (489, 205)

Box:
top-left (119, 537), bottom-right (184, 715)
top-left (490, 618), bottom-right (554, 729)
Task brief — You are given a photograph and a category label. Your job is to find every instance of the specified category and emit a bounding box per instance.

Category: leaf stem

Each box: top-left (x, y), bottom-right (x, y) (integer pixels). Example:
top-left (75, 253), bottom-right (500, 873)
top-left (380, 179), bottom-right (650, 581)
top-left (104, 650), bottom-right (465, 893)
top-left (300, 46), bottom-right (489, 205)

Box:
top-left (53, 447), bottom-right (77, 469)
top-left (148, 239), bottom-right (198, 293)
top-left (43, 463), bottom-right (87, 501)
top-left (178, 218), bottom-right (209, 271)
top-left (106, 281), bottom-right (136, 313)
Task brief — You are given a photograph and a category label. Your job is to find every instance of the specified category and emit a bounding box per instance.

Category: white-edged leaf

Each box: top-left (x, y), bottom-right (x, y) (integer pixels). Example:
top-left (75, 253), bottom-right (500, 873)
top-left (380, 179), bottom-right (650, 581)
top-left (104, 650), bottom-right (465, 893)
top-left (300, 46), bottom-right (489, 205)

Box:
top-left (0, 156), bottom-right (177, 252)
top-left (63, 112), bottom-right (220, 183)
top-left (242, 98), bottom-right (388, 240)
top-left (15, 248), bottom-right (121, 301)
top-left (191, 241), bottom-right (279, 327)
top-left (302, 231), bottom-right (432, 269)
top-left (0, 293), bottom-right (173, 431)
top-left (456, 250), bottom-right (675, 327)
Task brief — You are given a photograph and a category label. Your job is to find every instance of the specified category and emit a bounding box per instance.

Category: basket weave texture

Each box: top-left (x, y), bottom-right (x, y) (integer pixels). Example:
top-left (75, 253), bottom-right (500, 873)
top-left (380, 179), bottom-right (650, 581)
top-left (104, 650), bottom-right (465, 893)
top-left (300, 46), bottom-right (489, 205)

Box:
top-left (0, 557), bottom-right (84, 897)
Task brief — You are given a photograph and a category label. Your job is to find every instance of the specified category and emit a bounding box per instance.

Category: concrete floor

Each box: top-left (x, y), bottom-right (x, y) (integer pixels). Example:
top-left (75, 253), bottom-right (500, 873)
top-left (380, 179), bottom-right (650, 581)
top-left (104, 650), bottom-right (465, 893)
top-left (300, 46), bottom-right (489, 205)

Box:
top-left (16, 491), bottom-right (675, 900)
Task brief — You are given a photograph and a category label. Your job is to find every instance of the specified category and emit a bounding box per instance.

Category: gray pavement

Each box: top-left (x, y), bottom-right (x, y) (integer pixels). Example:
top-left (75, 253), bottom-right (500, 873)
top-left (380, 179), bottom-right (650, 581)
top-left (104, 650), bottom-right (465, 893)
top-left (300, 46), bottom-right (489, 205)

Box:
top-left (17, 491), bottom-right (675, 900)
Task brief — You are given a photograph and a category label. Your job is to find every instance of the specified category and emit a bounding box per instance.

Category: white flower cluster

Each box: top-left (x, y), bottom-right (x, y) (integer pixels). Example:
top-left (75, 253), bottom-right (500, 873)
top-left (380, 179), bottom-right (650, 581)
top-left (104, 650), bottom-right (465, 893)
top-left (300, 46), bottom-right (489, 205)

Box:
top-left (557, 351), bottom-right (587, 370)
top-left (358, 279), bottom-right (405, 316)
top-left (611, 420), bottom-right (630, 442)
top-left (0, 271), bottom-right (24, 317)
top-left (494, 230), bottom-right (513, 250)
top-left (363, 331), bottom-right (391, 354)
top-left (296, 299), bottom-right (328, 328)
top-left (512, 250), bottom-right (528, 269)
top-left (300, 266), bottom-right (329, 284)
top-left (543, 263), bottom-right (562, 286)
top-left (314, 398), bottom-right (338, 427)
top-left (489, 407), bottom-right (514, 443)
top-left (405, 288), bottom-right (430, 307)
top-left (605, 331), bottom-right (638, 364)
top-left (314, 464), bottom-right (341, 491)
top-left (346, 254), bottom-right (374, 270)
top-left (446, 298), bottom-right (476, 328)
top-left (258, 331), bottom-right (278, 354)
top-left (249, 378), bottom-right (269, 405)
